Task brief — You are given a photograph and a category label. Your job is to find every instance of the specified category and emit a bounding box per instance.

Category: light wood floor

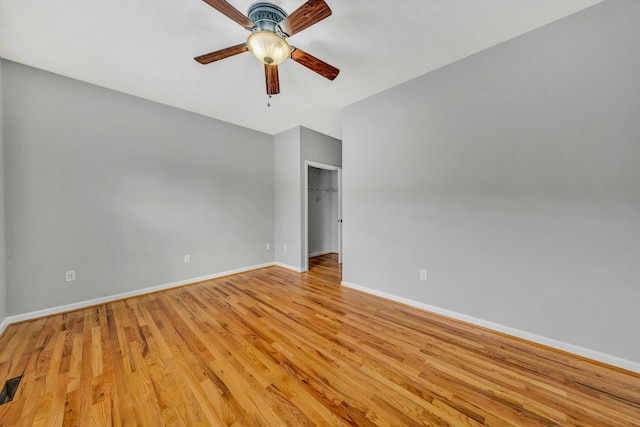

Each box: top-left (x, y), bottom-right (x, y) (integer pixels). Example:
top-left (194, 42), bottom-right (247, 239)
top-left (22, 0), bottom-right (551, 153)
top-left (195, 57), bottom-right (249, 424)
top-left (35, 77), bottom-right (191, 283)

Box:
top-left (1, 253), bottom-right (639, 426)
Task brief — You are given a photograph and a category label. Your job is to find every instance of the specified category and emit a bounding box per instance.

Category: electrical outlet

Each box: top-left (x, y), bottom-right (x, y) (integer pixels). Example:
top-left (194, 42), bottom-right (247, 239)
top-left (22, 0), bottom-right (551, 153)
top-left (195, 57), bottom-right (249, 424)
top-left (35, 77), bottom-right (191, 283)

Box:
top-left (184, 254), bottom-right (191, 263)
top-left (419, 269), bottom-right (427, 281)
top-left (266, 243), bottom-right (271, 250)
top-left (65, 270), bottom-right (76, 282)
top-left (283, 244), bottom-right (287, 251)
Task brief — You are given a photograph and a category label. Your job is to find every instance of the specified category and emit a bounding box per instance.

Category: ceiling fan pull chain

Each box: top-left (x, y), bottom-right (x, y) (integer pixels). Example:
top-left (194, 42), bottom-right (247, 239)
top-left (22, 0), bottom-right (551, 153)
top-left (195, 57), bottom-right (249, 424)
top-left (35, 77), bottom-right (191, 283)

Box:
top-left (267, 94), bottom-right (272, 107)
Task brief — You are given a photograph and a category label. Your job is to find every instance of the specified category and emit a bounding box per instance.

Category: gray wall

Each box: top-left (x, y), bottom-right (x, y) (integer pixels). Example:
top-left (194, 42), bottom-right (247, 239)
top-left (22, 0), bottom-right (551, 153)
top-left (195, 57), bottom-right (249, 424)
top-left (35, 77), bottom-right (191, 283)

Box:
top-left (274, 127), bottom-right (302, 269)
top-left (343, 0), bottom-right (640, 364)
top-left (3, 60), bottom-right (274, 315)
top-left (300, 127), bottom-right (341, 268)
top-left (274, 126), bottom-right (341, 270)
top-left (0, 58), bottom-right (6, 324)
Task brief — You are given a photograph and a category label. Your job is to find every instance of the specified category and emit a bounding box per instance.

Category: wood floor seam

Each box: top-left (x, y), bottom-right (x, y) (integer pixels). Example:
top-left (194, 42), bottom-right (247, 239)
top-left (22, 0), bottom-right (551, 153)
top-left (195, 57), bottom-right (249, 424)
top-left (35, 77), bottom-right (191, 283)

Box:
top-left (0, 254), bottom-right (638, 426)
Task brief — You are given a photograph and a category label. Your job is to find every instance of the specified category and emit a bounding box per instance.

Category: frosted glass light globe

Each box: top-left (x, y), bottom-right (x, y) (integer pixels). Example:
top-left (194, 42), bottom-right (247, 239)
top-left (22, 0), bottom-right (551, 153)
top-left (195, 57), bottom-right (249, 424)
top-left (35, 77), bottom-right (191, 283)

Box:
top-left (246, 31), bottom-right (291, 65)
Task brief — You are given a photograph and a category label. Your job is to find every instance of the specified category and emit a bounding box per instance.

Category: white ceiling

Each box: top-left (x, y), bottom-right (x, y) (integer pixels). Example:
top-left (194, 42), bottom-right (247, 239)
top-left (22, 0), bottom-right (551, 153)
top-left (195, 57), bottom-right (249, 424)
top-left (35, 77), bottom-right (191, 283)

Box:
top-left (1, 0), bottom-right (602, 139)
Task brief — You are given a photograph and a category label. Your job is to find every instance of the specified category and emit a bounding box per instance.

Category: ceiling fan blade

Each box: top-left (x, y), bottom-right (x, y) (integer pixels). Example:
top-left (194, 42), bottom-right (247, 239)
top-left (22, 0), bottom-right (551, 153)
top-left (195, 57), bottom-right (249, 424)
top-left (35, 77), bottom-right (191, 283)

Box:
top-left (278, 0), bottom-right (331, 37)
top-left (201, 0), bottom-right (255, 29)
top-left (291, 47), bottom-right (339, 80)
top-left (265, 64), bottom-right (280, 95)
top-left (194, 43), bottom-right (247, 64)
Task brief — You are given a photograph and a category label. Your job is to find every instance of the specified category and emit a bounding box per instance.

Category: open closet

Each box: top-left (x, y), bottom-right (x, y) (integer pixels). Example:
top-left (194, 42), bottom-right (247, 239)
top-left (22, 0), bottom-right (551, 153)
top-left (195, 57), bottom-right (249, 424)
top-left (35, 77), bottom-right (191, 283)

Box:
top-left (307, 165), bottom-right (340, 261)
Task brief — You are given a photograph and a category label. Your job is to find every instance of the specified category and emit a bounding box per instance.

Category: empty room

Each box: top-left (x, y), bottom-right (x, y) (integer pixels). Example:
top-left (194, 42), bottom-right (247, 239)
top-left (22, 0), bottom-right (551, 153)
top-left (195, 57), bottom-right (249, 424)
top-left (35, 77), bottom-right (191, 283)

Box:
top-left (1, 0), bottom-right (639, 425)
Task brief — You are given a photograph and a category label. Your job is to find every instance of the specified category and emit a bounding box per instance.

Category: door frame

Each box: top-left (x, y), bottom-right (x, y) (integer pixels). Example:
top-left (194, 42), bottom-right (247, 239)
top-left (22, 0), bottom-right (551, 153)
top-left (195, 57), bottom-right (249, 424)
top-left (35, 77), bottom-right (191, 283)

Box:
top-left (304, 161), bottom-right (342, 271)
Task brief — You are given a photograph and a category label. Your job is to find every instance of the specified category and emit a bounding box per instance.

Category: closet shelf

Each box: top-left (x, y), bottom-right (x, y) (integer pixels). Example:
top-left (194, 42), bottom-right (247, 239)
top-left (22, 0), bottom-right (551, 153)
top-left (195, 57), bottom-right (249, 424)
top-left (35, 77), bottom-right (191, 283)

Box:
top-left (308, 187), bottom-right (338, 192)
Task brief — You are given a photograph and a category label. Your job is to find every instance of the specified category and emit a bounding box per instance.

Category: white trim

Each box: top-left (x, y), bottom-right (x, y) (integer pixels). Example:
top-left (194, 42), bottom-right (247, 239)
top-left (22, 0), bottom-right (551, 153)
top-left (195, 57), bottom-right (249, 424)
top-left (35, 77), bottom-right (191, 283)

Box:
top-left (304, 161), bottom-right (342, 272)
top-left (275, 262), bottom-right (305, 273)
top-left (0, 317), bottom-right (10, 335)
top-left (306, 161), bottom-right (341, 171)
top-left (309, 250), bottom-right (333, 258)
top-left (2, 263), bottom-right (274, 327)
top-left (341, 281), bottom-right (640, 374)
top-left (338, 168), bottom-right (342, 264)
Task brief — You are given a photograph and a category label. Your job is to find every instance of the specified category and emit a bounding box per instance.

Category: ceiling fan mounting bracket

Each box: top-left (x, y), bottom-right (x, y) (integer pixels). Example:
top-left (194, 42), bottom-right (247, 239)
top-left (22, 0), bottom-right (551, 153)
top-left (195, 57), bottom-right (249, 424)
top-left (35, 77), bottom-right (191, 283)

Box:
top-left (247, 2), bottom-right (288, 37)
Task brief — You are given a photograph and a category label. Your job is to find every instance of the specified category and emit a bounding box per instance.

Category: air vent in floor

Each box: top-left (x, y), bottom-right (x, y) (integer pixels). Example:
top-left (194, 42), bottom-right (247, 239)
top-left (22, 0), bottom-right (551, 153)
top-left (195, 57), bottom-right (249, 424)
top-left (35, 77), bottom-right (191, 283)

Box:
top-left (0, 376), bottom-right (22, 405)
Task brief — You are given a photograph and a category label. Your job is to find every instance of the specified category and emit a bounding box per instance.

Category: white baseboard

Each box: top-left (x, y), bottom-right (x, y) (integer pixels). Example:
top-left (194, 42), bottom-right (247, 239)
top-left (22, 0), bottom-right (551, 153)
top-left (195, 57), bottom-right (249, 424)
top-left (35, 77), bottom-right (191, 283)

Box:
top-left (0, 317), bottom-right (9, 335)
top-left (274, 262), bottom-right (305, 273)
top-left (3, 262), bottom-right (275, 327)
top-left (341, 281), bottom-right (640, 374)
top-left (309, 250), bottom-right (333, 258)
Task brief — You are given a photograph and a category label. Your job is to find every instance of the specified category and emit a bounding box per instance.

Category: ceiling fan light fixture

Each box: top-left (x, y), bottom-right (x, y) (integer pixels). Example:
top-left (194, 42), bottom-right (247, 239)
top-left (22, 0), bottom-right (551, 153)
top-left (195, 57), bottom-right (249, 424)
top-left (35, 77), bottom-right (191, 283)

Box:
top-left (246, 31), bottom-right (290, 65)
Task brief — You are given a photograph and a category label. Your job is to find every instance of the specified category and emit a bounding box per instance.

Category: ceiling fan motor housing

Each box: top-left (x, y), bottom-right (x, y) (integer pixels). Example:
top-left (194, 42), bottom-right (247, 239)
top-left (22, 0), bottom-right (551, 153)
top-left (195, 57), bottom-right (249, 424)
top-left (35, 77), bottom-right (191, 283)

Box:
top-left (247, 2), bottom-right (288, 36)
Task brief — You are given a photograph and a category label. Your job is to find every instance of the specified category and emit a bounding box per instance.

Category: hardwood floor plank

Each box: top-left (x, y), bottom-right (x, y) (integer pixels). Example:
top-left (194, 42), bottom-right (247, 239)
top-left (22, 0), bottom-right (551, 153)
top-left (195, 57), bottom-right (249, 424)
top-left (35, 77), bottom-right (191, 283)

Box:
top-left (1, 253), bottom-right (639, 426)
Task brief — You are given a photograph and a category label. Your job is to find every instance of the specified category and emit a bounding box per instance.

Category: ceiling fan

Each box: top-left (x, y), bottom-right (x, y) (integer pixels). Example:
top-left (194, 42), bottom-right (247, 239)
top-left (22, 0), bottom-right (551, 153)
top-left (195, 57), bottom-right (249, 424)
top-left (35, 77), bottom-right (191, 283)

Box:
top-left (195, 0), bottom-right (340, 97)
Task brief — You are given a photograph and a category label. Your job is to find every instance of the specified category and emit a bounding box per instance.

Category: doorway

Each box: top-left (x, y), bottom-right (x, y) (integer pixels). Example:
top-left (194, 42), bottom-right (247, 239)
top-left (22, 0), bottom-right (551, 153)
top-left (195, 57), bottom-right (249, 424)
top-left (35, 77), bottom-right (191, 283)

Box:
top-left (304, 161), bottom-right (342, 272)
